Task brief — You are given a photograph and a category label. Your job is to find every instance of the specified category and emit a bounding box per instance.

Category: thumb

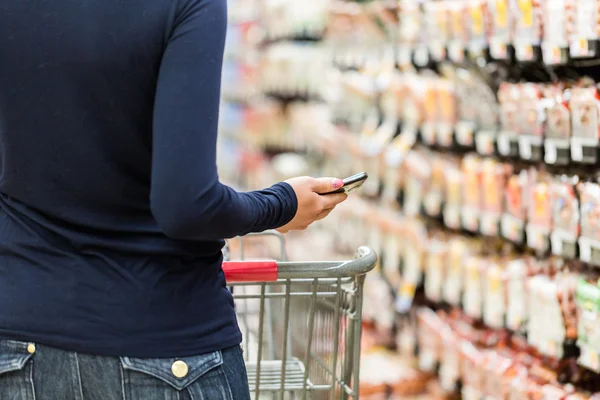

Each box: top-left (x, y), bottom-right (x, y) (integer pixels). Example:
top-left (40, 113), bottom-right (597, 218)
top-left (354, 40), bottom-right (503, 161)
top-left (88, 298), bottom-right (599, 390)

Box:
top-left (312, 177), bottom-right (344, 194)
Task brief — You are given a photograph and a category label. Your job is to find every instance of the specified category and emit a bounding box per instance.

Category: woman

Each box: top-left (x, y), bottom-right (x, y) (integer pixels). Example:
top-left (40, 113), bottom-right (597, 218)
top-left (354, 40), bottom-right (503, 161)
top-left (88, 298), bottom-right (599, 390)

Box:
top-left (0, 0), bottom-right (347, 398)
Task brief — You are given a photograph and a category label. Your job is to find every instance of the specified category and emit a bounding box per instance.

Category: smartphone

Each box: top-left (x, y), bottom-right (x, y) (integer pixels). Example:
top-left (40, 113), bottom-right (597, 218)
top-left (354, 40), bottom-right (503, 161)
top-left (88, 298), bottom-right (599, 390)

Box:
top-left (326, 172), bottom-right (369, 195)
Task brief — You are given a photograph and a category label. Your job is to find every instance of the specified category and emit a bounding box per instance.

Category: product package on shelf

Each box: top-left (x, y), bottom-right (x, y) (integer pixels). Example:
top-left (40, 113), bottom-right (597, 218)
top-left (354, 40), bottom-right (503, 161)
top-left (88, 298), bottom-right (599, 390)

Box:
top-left (544, 84), bottom-right (572, 166)
top-left (424, 1), bottom-right (449, 63)
top-left (397, 0), bottom-right (422, 67)
top-left (576, 274), bottom-right (600, 373)
top-left (403, 150), bottom-right (431, 217)
top-left (569, 0), bottom-right (600, 58)
top-left (442, 236), bottom-right (471, 306)
top-left (541, 0), bottom-right (570, 65)
top-left (396, 217), bottom-right (427, 315)
top-left (480, 158), bottom-right (509, 236)
top-left (467, 0), bottom-right (490, 58)
top-left (526, 170), bottom-right (553, 254)
top-left (497, 82), bottom-right (521, 158)
top-left (551, 175), bottom-right (581, 258)
top-left (501, 169), bottom-right (529, 244)
top-left (527, 261), bottom-right (579, 359)
top-left (519, 83), bottom-right (545, 161)
top-left (447, 0), bottom-right (468, 64)
top-left (442, 157), bottom-right (462, 230)
top-left (424, 232), bottom-right (448, 303)
top-left (570, 84), bottom-right (600, 164)
top-left (578, 181), bottom-right (600, 265)
top-left (461, 154), bottom-right (482, 232)
top-left (473, 74), bottom-right (500, 157)
top-left (489, 0), bottom-right (512, 59)
top-left (513, 0), bottom-right (543, 62)
top-left (421, 76), bottom-right (442, 146)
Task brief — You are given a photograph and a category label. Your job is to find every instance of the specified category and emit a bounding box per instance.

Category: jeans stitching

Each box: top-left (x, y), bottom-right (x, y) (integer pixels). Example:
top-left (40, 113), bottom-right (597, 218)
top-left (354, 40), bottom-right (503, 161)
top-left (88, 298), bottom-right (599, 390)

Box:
top-left (120, 363), bottom-right (127, 400)
top-left (29, 360), bottom-right (36, 400)
top-left (72, 353), bottom-right (84, 400)
top-left (219, 364), bottom-right (234, 400)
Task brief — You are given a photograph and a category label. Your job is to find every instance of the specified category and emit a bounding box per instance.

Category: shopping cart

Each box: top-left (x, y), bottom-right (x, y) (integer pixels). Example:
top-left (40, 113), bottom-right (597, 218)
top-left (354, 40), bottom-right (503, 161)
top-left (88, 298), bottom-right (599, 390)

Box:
top-left (222, 231), bottom-right (377, 400)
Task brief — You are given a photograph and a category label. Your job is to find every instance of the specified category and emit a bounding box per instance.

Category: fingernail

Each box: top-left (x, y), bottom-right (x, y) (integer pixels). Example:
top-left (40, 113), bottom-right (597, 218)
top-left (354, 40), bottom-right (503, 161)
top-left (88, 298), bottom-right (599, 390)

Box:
top-left (332, 179), bottom-right (343, 189)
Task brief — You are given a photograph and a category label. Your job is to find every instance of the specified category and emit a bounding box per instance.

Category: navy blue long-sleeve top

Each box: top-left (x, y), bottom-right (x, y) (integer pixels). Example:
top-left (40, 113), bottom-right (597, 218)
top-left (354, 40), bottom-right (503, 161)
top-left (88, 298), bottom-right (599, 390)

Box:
top-left (0, 0), bottom-right (297, 357)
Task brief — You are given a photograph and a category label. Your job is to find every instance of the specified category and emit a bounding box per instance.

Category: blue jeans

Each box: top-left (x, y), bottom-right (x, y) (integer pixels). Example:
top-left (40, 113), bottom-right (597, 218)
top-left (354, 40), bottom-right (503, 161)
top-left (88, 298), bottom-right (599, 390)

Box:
top-left (0, 340), bottom-right (250, 399)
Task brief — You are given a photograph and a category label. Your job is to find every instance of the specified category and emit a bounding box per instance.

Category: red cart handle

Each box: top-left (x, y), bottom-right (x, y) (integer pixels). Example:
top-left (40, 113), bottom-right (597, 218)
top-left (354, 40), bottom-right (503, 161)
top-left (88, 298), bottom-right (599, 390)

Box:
top-left (222, 246), bottom-right (377, 283)
top-left (222, 260), bottom-right (278, 282)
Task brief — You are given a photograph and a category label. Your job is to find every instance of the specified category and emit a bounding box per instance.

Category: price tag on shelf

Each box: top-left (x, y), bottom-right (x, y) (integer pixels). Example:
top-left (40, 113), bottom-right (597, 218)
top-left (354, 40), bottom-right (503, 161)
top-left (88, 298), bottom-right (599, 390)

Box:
top-left (579, 236), bottom-right (594, 263)
top-left (476, 130), bottom-right (496, 155)
top-left (430, 41), bottom-right (446, 61)
top-left (508, 312), bottom-right (523, 331)
top-left (424, 193), bottom-right (442, 216)
top-left (571, 136), bottom-right (598, 163)
top-left (545, 139), bottom-right (570, 164)
top-left (496, 132), bottom-right (512, 156)
top-left (444, 207), bottom-right (461, 230)
top-left (490, 39), bottom-right (508, 59)
top-left (437, 123), bottom-right (454, 147)
top-left (551, 229), bottom-right (578, 257)
top-left (461, 207), bottom-right (480, 232)
top-left (515, 43), bottom-right (535, 61)
top-left (526, 224), bottom-right (549, 252)
top-left (480, 212), bottom-right (500, 236)
top-left (421, 122), bottom-right (437, 145)
top-left (571, 141), bottom-right (584, 162)
top-left (570, 38), bottom-right (592, 58)
top-left (551, 232), bottom-right (564, 256)
top-left (544, 142), bottom-right (558, 164)
top-left (542, 44), bottom-right (566, 65)
top-left (468, 41), bottom-right (484, 58)
top-left (456, 121), bottom-right (476, 146)
top-left (519, 136), bottom-right (533, 160)
top-left (448, 41), bottom-right (465, 63)
top-left (501, 213), bottom-right (525, 243)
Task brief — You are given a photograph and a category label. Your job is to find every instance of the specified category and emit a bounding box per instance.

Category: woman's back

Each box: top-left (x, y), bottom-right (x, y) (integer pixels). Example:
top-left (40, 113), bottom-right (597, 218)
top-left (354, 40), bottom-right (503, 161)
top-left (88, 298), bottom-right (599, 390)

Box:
top-left (1, 0), bottom-right (184, 252)
top-left (0, 0), bottom-right (248, 358)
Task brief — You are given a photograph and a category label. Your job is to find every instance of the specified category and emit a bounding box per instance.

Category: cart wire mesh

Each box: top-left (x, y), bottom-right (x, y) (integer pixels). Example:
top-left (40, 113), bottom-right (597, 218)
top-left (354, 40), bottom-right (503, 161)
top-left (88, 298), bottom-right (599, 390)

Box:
top-left (224, 232), bottom-right (376, 400)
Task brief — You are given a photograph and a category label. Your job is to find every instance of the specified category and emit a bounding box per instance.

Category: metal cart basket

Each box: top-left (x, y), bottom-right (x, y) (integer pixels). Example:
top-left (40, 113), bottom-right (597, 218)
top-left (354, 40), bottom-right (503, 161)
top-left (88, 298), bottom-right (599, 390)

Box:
top-left (222, 231), bottom-right (377, 400)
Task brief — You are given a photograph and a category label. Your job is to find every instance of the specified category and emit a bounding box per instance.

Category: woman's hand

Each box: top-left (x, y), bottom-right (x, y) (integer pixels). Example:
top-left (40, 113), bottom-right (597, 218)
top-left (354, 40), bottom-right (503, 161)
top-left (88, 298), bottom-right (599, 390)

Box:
top-left (277, 177), bottom-right (347, 233)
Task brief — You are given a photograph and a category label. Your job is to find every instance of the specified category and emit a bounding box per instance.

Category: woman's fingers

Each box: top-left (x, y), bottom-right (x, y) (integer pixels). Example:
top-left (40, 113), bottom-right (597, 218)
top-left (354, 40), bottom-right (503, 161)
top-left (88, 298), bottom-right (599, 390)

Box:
top-left (315, 207), bottom-right (335, 221)
top-left (321, 192), bottom-right (348, 210)
top-left (312, 177), bottom-right (344, 194)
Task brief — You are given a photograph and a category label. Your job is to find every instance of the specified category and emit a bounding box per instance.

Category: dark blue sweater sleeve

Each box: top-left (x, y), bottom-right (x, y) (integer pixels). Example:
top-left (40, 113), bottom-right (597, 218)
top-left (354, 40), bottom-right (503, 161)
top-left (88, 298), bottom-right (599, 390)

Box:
top-left (150, 0), bottom-right (297, 240)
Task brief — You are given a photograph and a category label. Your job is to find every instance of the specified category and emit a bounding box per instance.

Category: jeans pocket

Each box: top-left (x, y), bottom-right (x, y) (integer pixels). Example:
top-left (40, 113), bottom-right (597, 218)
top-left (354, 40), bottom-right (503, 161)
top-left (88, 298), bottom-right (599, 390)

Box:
top-left (120, 350), bottom-right (233, 400)
top-left (0, 340), bottom-right (35, 400)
